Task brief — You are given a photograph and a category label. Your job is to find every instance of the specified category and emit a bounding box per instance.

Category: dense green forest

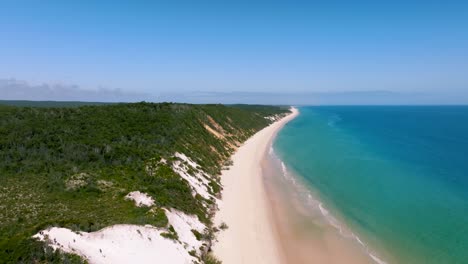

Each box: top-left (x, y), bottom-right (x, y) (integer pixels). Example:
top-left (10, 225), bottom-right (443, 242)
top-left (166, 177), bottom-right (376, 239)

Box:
top-left (0, 102), bottom-right (289, 263)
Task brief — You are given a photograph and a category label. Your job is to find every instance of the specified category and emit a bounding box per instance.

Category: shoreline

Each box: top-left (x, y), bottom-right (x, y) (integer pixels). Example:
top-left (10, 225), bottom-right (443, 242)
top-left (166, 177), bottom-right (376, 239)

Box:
top-left (213, 107), bottom-right (299, 264)
top-left (213, 106), bottom-right (383, 264)
top-left (263, 148), bottom-right (379, 264)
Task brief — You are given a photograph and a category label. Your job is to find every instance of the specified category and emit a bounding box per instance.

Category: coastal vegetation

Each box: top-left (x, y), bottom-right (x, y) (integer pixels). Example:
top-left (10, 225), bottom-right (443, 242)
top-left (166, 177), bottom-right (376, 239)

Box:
top-left (0, 102), bottom-right (289, 263)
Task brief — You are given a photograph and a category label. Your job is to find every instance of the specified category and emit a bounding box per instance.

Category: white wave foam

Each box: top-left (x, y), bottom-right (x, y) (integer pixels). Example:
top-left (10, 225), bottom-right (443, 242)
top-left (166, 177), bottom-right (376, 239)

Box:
top-left (355, 235), bottom-right (365, 246)
top-left (318, 203), bottom-right (387, 264)
top-left (370, 253), bottom-right (388, 264)
top-left (318, 202), bottom-right (329, 215)
top-left (327, 115), bottom-right (341, 127)
top-left (281, 161), bottom-right (288, 179)
top-left (268, 145), bottom-right (387, 264)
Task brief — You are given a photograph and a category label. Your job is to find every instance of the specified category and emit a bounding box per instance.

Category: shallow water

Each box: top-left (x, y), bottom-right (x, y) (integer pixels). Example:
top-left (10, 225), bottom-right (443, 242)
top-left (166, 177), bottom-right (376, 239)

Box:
top-left (273, 106), bottom-right (468, 264)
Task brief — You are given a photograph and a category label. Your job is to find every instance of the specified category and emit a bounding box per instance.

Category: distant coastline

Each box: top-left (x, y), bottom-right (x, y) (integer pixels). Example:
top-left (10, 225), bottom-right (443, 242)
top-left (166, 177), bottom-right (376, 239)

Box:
top-left (0, 99), bottom-right (116, 108)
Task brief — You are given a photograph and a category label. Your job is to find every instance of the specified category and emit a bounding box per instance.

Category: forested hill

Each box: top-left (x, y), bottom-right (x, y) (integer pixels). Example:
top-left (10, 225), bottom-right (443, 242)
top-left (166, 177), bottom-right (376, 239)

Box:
top-left (0, 102), bottom-right (289, 263)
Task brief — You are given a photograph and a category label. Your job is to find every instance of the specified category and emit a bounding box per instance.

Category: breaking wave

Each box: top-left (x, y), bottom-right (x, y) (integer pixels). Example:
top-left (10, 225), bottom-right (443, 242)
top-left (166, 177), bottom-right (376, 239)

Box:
top-left (269, 147), bottom-right (387, 264)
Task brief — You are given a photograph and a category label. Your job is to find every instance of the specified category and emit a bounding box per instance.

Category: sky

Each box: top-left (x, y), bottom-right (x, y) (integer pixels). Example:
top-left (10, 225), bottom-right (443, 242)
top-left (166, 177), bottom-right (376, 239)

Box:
top-left (1, 0), bottom-right (468, 104)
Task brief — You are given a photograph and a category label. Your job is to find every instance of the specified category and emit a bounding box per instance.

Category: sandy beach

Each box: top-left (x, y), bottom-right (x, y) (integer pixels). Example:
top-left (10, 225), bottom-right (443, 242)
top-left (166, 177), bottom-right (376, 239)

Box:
top-left (213, 107), bottom-right (299, 264)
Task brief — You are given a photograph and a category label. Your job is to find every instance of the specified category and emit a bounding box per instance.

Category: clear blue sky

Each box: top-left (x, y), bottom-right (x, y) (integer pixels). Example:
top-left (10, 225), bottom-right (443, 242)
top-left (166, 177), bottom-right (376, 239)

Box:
top-left (1, 0), bottom-right (467, 103)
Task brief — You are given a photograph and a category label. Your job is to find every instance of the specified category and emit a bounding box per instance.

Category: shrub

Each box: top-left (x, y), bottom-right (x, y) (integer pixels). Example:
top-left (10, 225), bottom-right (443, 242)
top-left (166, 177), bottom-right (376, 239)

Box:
top-left (219, 222), bottom-right (229, 230)
top-left (146, 207), bottom-right (169, 228)
top-left (203, 253), bottom-right (222, 264)
top-left (161, 225), bottom-right (179, 240)
top-left (191, 229), bottom-right (203, 241)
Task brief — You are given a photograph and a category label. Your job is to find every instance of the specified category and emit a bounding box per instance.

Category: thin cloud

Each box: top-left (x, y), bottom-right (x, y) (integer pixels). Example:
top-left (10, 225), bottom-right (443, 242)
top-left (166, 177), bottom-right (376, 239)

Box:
top-left (0, 79), bottom-right (152, 102)
top-left (158, 90), bottom-right (466, 105)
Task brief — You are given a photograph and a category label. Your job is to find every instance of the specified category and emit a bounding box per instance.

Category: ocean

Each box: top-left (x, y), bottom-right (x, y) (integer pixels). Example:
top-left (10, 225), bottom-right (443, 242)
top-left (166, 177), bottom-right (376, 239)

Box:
top-left (272, 106), bottom-right (468, 264)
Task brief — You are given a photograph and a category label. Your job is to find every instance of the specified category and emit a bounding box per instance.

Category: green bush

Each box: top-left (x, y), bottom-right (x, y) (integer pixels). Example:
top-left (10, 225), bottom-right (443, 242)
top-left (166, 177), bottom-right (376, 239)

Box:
top-left (191, 229), bottom-right (203, 241)
top-left (219, 222), bottom-right (229, 230)
top-left (161, 225), bottom-right (179, 240)
top-left (203, 253), bottom-right (222, 264)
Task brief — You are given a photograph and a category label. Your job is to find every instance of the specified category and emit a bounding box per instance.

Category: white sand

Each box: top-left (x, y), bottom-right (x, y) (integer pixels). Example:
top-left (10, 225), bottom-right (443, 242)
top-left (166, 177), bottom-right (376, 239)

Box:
top-left (213, 107), bottom-right (299, 264)
top-left (172, 152), bottom-right (214, 200)
top-left (33, 224), bottom-right (195, 264)
top-left (125, 191), bottom-right (155, 207)
top-left (165, 208), bottom-right (206, 253)
top-left (33, 208), bottom-right (206, 264)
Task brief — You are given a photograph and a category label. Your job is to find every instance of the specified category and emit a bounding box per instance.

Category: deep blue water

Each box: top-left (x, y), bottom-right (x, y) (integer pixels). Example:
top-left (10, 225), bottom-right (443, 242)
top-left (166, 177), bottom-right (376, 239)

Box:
top-left (274, 106), bottom-right (468, 264)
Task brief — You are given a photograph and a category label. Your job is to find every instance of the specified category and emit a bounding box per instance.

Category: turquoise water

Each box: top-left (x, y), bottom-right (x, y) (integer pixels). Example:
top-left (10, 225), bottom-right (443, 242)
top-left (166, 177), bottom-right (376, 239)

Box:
top-left (274, 106), bottom-right (468, 264)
